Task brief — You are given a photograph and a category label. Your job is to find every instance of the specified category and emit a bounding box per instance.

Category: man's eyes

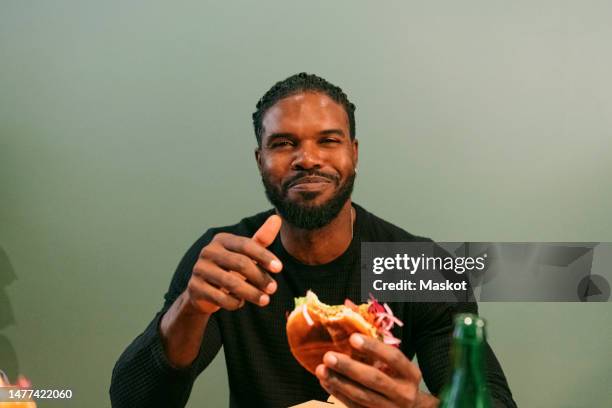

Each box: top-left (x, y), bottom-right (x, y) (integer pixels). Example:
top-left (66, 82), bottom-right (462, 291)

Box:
top-left (269, 138), bottom-right (341, 148)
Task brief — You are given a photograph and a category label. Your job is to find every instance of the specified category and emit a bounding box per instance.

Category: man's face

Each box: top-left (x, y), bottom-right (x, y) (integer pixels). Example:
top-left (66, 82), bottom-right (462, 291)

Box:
top-left (256, 91), bottom-right (358, 229)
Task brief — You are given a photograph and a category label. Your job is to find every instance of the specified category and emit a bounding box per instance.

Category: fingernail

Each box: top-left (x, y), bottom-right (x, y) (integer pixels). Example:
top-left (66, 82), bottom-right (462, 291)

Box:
top-left (316, 364), bottom-right (328, 379)
top-left (324, 353), bottom-right (337, 366)
top-left (351, 334), bottom-right (364, 348)
top-left (259, 294), bottom-right (270, 306)
top-left (270, 259), bottom-right (282, 272)
top-left (265, 280), bottom-right (277, 294)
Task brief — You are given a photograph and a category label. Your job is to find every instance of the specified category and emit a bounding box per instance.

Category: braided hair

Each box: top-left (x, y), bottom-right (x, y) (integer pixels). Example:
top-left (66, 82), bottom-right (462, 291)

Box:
top-left (252, 73), bottom-right (356, 146)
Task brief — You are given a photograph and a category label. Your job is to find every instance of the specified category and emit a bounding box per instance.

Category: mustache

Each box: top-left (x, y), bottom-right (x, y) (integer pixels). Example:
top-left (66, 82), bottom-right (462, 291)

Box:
top-left (282, 170), bottom-right (340, 190)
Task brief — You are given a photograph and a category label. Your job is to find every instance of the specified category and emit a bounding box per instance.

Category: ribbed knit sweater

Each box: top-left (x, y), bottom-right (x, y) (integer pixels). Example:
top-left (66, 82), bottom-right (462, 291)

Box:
top-left (110, 204), bottom-right (516, 407)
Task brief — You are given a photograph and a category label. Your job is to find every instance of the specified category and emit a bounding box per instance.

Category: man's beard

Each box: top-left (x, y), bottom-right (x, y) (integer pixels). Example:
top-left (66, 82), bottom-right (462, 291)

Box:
top-left (261, 169), bottom-right (355, 230)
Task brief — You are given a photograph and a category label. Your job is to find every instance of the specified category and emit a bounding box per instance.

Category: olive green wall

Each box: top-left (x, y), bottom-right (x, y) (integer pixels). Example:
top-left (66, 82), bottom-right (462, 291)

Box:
top-left (1, 1), bottom-right (611, 407)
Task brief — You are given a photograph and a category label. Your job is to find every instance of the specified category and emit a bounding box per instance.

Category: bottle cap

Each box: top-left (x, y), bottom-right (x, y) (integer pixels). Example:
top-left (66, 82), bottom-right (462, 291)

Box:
top-left (453, 313), bottom-right (486, 343)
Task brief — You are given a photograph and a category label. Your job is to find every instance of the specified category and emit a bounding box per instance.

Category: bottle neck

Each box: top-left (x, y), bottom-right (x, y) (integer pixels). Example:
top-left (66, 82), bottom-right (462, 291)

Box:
top-left (451, 339), bottom-right (487, 383)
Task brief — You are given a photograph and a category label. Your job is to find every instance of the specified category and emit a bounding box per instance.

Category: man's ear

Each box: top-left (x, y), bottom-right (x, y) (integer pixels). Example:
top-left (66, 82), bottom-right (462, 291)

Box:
top-left (255, 147), bottom-right (262, 172)
top-left (352, 138), bottom-right (359, 169)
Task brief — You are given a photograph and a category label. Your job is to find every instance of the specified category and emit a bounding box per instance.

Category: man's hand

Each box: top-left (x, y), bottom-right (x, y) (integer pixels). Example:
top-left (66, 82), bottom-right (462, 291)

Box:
top-left (315, 334), bottom-right (439, 408)
top-left (186, 214), bottom-right (283, 314)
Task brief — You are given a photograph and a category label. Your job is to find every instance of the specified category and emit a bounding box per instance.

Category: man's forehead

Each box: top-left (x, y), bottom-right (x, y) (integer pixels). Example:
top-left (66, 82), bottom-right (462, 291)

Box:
top-left (261, 92), bottom-right (349, 135)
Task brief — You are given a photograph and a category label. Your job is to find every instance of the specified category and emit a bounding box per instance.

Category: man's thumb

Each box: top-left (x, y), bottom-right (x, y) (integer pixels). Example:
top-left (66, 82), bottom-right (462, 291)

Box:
top-left (252, 214), bottom-right (282, 247)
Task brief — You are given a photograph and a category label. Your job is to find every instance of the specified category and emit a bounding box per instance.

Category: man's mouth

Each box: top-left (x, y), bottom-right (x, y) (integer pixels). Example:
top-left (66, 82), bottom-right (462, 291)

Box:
top-left (289, 176), bottom-right (332, 187)
top-left (287, 176), bottom-right (334, 191)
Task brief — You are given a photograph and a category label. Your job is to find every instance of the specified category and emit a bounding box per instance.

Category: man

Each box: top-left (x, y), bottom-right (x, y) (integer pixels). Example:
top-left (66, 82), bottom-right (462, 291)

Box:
top-left (110, 73), bottom-right (515, 407)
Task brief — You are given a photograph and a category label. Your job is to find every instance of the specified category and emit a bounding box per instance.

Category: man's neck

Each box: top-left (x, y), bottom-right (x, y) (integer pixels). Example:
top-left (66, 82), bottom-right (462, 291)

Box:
top-left (279, 200), bottom-right (355, 265)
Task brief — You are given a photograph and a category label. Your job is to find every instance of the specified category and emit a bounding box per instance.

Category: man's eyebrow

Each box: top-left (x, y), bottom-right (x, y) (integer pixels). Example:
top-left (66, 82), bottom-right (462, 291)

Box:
top-left (319, 129), bottom-right (346, 137)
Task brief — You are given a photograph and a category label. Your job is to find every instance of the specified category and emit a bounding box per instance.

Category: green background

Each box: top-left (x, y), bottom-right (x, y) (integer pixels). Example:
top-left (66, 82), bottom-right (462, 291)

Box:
top-left (1, 1), bottom-right (611, 407)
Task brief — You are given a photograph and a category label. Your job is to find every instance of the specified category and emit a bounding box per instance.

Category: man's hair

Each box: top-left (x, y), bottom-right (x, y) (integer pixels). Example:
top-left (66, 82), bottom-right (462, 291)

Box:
top-left (252, 72), bottom-right (356, 146)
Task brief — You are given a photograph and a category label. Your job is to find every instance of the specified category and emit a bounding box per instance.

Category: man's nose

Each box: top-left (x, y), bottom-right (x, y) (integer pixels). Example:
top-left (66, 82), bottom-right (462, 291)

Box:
top-left (291, 143), bottom-right (322, 170)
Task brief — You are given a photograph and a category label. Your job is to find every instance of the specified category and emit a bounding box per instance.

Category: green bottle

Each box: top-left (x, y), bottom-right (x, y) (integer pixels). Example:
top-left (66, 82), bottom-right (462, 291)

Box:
top-left (439, 313), bottom-right (492, 408)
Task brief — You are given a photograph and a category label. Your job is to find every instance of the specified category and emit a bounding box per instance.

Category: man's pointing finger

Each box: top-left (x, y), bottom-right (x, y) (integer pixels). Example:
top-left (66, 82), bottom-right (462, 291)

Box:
top-left (252, 214), bottom-right (282, 247)
top-left (252, 215), bottom-right (283, 273)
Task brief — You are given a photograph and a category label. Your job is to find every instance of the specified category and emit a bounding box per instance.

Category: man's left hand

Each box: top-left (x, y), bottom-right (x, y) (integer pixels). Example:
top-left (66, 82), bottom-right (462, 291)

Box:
top-left (315, 333), bottom-right (438, 408)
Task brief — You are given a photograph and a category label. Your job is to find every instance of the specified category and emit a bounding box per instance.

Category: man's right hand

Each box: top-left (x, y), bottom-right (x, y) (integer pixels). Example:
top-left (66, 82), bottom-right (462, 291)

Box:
top-left (185, 214), bottom-right (283, 314)
top-left (159, 215), bottom-right (283, 368)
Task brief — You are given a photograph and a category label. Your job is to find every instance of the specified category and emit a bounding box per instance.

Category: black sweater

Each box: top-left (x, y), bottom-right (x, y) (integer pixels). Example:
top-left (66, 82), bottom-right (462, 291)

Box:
top-left (110, 204), bottom-right (516, 407)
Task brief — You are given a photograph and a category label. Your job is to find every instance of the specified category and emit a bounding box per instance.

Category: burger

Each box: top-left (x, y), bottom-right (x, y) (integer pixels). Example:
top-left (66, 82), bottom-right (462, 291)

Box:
top-left (286, 291), bottom-right (403, 375)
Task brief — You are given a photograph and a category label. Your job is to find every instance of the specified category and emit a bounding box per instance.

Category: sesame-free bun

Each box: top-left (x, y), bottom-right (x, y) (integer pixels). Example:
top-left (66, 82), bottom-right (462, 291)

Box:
top-left (286, 292), bottom-right (377, 374)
